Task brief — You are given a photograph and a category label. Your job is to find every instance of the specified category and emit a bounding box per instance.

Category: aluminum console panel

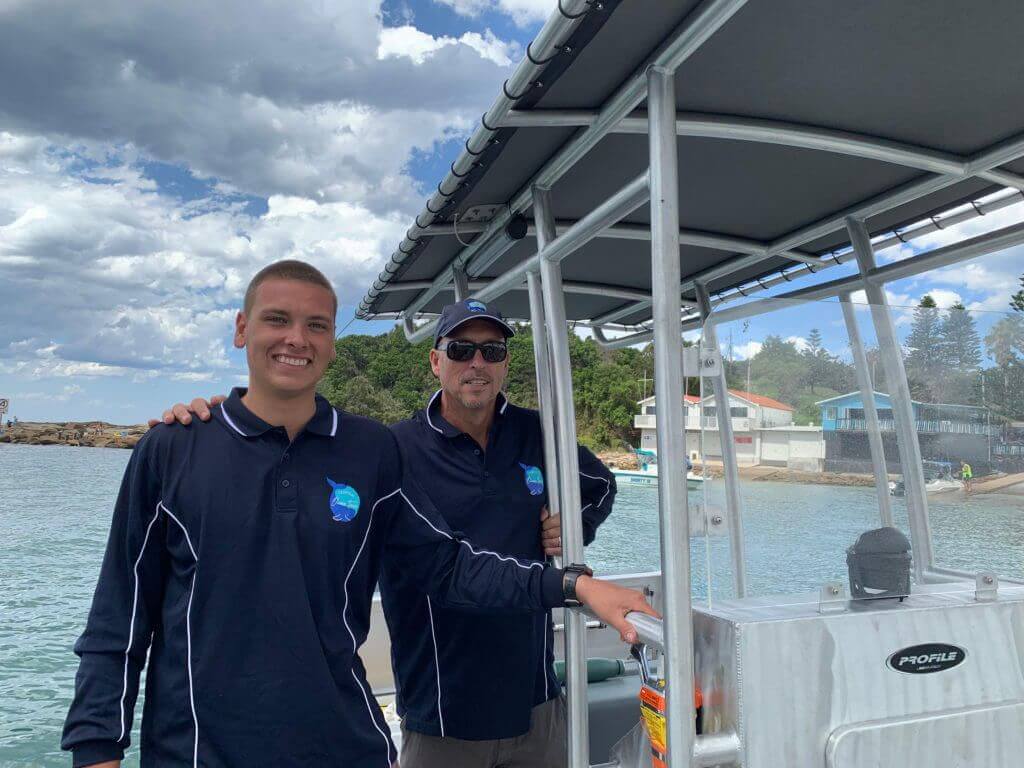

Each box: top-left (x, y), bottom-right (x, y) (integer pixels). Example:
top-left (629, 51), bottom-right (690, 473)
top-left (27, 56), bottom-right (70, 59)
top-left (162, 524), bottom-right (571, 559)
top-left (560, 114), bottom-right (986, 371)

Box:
top-left (693, 585), bottom-right (1024, 767)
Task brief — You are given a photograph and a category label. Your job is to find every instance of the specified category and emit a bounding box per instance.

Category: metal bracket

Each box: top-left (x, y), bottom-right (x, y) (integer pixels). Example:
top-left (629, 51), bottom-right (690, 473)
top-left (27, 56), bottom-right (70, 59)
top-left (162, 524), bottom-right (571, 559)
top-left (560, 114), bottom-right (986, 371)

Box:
top-left (699, 347), bottom-right (722, 377)
top-left (458, 203), bottom-right (505, 223)
top-left (682, 344), bottom-right (700, 376)
top-left (975, 572), bottom-right (998, 602)
top-left (819, 582), bottom-right (848, 613)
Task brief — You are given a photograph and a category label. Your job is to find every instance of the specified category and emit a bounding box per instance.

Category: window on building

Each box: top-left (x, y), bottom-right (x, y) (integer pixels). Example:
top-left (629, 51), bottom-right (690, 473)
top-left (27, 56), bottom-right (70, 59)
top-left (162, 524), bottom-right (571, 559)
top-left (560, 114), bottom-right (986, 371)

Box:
top-left (826, 407), bottom-right (838, 420)
top-left (730, 407), bottom-right (748, 418)
top-left (645, 405), bottom-right (656, 415)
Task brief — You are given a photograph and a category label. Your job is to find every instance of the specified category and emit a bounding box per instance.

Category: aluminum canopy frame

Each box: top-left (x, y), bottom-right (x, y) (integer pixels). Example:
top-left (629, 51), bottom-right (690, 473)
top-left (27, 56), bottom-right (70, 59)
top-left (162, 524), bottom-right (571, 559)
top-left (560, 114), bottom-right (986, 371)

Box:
top-left (357, 2), bottom-right (1024, 767)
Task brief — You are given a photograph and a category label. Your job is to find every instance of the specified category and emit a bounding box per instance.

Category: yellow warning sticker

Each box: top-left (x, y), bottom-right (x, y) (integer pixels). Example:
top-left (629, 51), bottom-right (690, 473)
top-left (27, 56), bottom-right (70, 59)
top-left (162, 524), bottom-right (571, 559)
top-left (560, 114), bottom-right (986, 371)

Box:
top-left (640, 704), bottom-right (667, 751)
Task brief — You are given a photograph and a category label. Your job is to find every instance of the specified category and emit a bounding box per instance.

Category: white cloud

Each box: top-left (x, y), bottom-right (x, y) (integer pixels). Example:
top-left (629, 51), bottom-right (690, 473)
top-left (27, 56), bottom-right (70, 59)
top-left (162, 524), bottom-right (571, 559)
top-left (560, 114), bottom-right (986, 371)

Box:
top-left (729, 340), bottom-right (763, 360)
top-left (0, 138), bottom-right (409, 381)
top-left (786, 335), bottom-right (809, 353)
top-left (378, 26), bottom-right (518, 66)
top-left (0, 1), bottom-right (514, 207)
top-left (435, 0), bottom-right (555, 27)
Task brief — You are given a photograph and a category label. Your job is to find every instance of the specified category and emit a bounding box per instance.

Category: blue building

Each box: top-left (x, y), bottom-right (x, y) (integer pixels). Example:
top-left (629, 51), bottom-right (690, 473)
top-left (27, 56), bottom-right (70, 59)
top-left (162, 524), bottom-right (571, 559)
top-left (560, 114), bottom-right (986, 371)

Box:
top-left (816, 391), bottom-right (993, 473)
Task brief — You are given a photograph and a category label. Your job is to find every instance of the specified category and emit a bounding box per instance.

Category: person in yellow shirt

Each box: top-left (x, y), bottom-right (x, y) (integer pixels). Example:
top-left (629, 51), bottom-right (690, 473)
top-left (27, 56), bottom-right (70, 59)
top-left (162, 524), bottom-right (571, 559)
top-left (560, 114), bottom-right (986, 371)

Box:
top-left (960, 461), bottom-right (973, 493)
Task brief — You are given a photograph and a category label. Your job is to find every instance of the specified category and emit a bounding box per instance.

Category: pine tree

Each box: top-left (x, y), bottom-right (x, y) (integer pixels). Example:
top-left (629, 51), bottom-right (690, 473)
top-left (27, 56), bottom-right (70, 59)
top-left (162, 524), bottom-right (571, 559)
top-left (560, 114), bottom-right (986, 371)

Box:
top-left (801, 328), bottom-right (832, 393)
top-left (1011, 274), bottom-right (1024, 313)
top-left (904, 294), bottom-right (944, 401)
top-left (938, 303), bottom-right (982, 404)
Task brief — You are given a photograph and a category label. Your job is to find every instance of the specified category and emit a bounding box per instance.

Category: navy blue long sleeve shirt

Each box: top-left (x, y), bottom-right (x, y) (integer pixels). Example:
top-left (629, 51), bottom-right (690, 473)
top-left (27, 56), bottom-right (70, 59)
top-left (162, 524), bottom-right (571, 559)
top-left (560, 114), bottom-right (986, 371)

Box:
top-left (383, 391), bottom-right (616, 740)
top-left (62, 390), bottom-right (565, 768)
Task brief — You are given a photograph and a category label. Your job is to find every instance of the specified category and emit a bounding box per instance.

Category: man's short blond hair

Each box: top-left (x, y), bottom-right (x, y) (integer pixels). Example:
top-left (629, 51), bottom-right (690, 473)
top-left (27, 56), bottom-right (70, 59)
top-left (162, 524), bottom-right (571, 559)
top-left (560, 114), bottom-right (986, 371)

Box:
top-left (243, 260), bottom-right (338, 317)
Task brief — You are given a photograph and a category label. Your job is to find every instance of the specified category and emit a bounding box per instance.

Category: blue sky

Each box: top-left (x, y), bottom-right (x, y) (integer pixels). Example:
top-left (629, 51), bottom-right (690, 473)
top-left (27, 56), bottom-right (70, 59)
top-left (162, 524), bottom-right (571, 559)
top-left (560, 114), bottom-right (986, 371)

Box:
top-left (1, 0), bottom-right (1021, 424)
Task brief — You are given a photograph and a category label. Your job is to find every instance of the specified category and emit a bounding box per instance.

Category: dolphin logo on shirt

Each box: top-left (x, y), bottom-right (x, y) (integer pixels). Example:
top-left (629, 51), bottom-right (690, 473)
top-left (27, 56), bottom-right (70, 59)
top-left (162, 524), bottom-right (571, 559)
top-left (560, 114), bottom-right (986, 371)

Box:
top-left (326, 479), bottom-right (360, 522)
top-left (519, 463), bottom-right (544, 496)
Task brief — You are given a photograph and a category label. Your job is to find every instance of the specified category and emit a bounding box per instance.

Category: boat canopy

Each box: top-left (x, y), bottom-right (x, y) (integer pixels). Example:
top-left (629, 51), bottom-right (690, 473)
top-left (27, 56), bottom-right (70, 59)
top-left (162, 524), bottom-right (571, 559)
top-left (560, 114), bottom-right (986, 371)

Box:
top-left (358, 0), bottom-right (1024, 331)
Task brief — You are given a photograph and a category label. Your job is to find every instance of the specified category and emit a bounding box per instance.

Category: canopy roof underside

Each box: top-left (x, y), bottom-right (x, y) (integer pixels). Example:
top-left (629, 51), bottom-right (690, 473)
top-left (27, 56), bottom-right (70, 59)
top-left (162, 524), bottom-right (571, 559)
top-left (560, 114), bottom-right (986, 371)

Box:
top-left (359, 0), bottom-right (1024, 326)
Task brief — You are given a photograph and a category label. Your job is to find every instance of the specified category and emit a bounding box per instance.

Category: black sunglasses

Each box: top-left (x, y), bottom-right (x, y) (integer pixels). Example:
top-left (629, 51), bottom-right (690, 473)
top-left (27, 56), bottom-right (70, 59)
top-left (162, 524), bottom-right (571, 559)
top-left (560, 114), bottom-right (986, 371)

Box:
top-left (437, 340), bottom-right (508, 363)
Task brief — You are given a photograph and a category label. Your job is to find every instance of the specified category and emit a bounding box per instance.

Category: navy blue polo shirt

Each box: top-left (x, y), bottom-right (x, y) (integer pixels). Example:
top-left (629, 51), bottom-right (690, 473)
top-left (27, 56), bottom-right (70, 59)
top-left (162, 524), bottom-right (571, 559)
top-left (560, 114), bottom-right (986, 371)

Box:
top-left (383, 391), bottom-right (616, 740)
top-left (62, 389), bottom-right (565, 768)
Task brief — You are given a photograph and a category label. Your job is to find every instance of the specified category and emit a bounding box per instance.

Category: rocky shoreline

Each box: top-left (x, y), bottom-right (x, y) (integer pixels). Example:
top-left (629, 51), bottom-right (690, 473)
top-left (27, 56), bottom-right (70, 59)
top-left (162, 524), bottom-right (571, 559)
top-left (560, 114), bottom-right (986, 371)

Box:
top-left (0, 421), bottom-right (146, 449)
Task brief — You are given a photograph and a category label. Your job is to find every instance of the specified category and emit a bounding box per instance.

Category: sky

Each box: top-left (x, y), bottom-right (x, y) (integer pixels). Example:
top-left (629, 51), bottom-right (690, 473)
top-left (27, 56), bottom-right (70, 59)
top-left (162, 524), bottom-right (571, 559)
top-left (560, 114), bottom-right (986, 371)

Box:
top-left (0, 0), bottom-right (1022, 424)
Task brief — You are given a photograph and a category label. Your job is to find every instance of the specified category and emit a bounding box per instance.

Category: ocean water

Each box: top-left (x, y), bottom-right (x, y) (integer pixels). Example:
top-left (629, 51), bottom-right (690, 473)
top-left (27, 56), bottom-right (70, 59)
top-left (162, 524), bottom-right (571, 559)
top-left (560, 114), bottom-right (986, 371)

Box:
top-left (2, 443), bottom-right (1022, 765)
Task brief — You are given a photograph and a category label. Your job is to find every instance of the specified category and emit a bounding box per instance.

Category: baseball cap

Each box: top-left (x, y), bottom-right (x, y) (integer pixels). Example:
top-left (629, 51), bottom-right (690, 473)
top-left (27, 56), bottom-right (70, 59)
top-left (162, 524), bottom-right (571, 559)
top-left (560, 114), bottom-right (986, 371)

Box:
top-left (433, 299), bottom-right (515, 347)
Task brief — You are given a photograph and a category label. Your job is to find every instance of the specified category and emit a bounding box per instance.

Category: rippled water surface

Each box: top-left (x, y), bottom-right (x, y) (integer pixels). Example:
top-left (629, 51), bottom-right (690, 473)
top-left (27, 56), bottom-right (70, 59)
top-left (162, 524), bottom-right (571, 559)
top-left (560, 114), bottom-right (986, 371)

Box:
top-left (2, 443), bottom-right (1022, 765)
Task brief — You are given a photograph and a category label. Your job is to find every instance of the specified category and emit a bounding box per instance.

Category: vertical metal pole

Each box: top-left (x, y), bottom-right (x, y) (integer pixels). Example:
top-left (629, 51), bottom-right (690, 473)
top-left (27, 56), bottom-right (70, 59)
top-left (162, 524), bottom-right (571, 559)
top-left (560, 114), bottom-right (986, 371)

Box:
top-left (649, 65), bottom-right (695, 768)
top-left (533, 184), bottom-right (589, 768)
top-left (694, 281), bottom-right (747, 597)
top-left (840, 292), bottom-right (894, 527)
top-left (452, 265), bottom-right (470, 302)
top-left (527, 269), bottom-right (564, 568)
top-left (846, 216), bottom-right (935, 578)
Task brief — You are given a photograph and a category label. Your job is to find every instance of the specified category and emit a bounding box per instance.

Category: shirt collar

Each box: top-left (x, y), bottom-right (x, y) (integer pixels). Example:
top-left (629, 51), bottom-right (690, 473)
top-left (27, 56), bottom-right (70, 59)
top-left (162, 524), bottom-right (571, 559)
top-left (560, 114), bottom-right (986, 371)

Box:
top-left (424, 389), bottom-right (509, 439)
top-left (219, 387), bottom-right (338, 438)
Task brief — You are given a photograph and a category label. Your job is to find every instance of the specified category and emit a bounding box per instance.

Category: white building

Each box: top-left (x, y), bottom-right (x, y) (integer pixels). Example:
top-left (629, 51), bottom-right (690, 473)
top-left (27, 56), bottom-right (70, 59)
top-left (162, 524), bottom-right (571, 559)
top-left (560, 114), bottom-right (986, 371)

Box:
top-left (634, 390), bottom-right (824, 471)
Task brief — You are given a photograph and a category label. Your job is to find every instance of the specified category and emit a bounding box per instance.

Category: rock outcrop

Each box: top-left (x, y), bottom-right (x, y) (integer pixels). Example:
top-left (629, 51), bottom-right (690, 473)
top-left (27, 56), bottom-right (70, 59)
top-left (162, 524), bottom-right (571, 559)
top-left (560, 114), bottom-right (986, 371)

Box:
top-left (0, 421), bottom-right (147, 449)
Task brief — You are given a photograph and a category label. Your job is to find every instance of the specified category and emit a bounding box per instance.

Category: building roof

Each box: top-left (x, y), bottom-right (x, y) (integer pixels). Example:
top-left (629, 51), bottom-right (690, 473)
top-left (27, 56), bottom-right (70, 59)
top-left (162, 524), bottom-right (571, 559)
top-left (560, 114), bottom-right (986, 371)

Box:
top-left (815, 391), bottom-right (989, 410)
top-left (815, 391), bottom-right (889, 406)
top-left (727, 390), bottom-right (795, 412)
top-left (637, 394), bottom-right (701, 405)
top-left (639, 390), bottom-right (793, 410)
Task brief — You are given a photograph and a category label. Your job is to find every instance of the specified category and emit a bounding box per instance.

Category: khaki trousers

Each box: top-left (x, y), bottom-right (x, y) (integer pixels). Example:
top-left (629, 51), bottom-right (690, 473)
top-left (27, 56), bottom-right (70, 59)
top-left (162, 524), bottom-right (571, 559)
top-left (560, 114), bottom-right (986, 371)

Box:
top-left (399, 696), bottom-right (567, 768)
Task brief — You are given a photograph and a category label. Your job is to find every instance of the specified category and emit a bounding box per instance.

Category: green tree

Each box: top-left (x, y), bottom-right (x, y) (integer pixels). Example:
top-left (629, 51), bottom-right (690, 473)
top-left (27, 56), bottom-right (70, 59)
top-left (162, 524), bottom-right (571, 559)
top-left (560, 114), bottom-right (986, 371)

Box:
top-left (904, 294), bottom-right (943, 401)
top-left (1010, 274), bottom-right (1024, 313)
top-left (801, 328), bottom-right (834, 394)
top-left (938, 303), bottom-right (982, 404)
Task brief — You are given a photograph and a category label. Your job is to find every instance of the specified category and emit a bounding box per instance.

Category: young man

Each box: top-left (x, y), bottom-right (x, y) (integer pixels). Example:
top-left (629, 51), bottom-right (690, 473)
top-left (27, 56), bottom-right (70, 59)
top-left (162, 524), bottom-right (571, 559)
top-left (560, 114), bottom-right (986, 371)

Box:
top-left (63, 261), bottom-right (654, 768)
top-left (160, 301), bottom-right (617, 767)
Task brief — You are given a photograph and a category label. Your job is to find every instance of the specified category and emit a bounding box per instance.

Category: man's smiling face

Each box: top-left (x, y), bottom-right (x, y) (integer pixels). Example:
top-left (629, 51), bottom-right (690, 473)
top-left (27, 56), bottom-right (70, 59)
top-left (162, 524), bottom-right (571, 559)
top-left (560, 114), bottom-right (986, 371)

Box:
top-left (234, 277), bottom-right (336, 399)
top-left (430, 319), bottom-right (509, 411)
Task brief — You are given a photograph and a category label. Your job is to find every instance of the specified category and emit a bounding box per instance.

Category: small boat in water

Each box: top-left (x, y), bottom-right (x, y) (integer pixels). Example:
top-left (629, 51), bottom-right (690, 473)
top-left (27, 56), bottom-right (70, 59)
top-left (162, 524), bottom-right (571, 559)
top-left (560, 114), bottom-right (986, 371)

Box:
top-left (889, 461), bottom-right (963, 496)
top-left (611, 448), bottom-right (703, 489)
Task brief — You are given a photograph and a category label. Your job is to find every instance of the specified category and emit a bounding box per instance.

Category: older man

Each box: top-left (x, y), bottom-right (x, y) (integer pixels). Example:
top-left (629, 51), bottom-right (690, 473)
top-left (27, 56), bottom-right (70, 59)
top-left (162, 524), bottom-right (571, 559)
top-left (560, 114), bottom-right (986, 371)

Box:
top-left (156, 299), bottom-right (618, 768)
top-left (386, 300), bottom-right (616, 768)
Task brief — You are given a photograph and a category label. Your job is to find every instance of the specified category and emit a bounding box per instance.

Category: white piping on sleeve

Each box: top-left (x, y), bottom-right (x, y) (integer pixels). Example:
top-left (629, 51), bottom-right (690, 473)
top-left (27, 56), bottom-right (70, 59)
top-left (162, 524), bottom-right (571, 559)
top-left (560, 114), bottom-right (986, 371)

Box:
top-left (426, 597), bottom-right (446, 737)
top-left (542, 615), bottom-right (549, 700)
top-left (117, 502), bottom-right (162, 743)
top-left (330, 408), bottom-right (338, 437)
top-left (340, 488), bottom-right (398, 767)
top-left (219, 403), bottom-right (247, 437)
top-left (579, 470), bottom-right (612, 511)
top-left (398, 489), bottom-right (543, 571)
top-left (351, 668), bottom-right (393, 768)
top-left (158, 503), bottom-right (199, 767)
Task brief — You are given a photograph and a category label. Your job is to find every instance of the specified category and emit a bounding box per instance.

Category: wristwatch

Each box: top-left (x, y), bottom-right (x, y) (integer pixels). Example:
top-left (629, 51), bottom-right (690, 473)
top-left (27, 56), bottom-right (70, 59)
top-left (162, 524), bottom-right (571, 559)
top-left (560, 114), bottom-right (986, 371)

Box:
top-left (562, 563), bottom-right (594, 608)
